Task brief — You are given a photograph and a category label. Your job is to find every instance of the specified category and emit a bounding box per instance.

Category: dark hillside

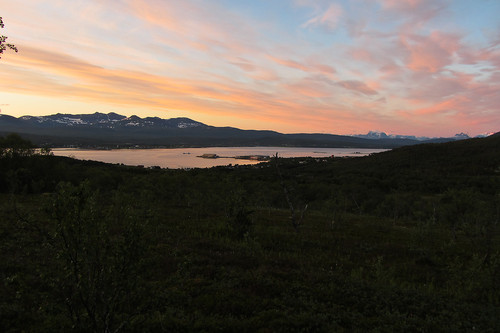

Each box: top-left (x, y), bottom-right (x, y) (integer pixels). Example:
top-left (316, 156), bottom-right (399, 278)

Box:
top-left (374, 133), bottom-right (500, 172)
top-left (1, 133), bottom-right (498, 332)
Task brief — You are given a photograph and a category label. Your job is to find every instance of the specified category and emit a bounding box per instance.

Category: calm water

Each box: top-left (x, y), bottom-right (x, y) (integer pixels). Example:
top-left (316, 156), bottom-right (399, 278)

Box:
top-left (52, 147), bottom-right (387, 169)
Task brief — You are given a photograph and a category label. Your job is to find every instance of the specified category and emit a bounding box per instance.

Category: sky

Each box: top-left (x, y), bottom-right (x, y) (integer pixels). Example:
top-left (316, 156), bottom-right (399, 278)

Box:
top-left (0, 0), bottom-right (499, 137)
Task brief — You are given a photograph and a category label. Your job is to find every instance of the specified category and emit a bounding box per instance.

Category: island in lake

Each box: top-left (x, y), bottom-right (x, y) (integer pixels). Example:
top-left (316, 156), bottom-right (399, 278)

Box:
top-left (199, 153), bottom-right (270, 161)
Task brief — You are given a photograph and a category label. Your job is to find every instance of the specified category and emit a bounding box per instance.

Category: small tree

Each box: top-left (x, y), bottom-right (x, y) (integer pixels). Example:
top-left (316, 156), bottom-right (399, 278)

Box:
top-left (0, 133), bottom-right (35, 158)
top-left (225, 189), bottom-right (254, 239)
top-left (47, 182), bottom-right (145, 332)
top-left (0, 17), bottom-right (18, 58)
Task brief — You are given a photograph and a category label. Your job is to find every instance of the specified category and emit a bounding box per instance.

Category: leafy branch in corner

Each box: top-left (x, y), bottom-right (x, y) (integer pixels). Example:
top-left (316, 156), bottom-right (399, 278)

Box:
top-left (0, 17), bottom-right (18, 58)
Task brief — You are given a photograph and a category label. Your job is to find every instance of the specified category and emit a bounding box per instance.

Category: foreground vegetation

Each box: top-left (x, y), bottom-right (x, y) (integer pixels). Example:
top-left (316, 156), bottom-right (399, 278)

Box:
top-left (1, 133), bottom-right (499, 332)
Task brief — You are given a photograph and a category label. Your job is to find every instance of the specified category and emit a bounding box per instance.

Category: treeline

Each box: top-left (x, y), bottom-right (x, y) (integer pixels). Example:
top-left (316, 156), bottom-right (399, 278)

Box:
top-left (0, 134), bottom-right (499, 332)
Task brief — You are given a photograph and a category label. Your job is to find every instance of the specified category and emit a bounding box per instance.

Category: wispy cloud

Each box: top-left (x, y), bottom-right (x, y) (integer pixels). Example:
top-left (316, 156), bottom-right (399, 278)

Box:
top-left (301, 3), bottom-right (344, 31)
top-left (268, 55), bottom-right (336, 76)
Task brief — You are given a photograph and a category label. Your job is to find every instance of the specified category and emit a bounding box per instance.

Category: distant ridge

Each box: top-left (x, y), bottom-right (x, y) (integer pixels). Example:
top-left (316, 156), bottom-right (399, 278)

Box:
top-left (352, 130), bottom-right (489, 142)
top-left (0, 112), bottom-right (473, 148)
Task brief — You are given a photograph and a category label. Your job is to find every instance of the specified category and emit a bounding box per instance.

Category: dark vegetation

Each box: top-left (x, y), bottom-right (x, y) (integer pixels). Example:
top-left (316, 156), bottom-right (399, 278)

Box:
top-left (1, 132), bottom-right (499, 332)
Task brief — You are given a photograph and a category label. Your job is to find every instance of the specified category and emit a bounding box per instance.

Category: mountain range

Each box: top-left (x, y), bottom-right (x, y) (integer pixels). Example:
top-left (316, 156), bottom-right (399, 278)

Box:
top-left (352, 130), bottom-right (473, 141)
top-left (0, 112), bottom-right (482, 148)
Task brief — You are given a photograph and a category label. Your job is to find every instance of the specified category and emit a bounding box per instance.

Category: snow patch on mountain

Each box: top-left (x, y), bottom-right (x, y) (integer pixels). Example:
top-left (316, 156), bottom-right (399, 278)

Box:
top-left (178, 122), bottom-right (201, 128)
top-left (56, 117), bottom-right (88, 125)
top-left (10, 112), bottom-right (208, 130)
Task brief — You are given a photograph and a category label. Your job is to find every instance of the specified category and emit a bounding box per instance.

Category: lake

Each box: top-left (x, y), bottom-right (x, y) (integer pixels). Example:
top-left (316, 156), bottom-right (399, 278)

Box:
top-left (52, 147), bottom-right (387, 169)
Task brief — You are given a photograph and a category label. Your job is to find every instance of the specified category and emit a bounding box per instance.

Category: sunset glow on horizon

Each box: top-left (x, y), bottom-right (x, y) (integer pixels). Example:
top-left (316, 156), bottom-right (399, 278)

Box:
top-left (1, 0), bottom-right (499, 137)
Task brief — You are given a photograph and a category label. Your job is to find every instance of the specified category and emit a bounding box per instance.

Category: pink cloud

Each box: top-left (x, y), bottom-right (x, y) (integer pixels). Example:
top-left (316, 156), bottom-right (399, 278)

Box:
top-left (229, 58), bottom-right (256, 72)
top-left (404, 72), bottom-right (469, 102)
top-left (268, 55), bottom-right (336, 77)
top-left (382, 0), bottom-right (429, 11)
top-left (412, 96), bottom-right (465, 115)
top-left (400, 31), bottom-right (460, 73)
top-left (130, 0), bottom-right (262, 57)
top-left (285, 79), bottom-right (333, 98)
top-left (350, 48), bottom-right (373, 62)
top-left (478, 47), bottom-right (500, 68)
top-left (337, 80), bottom-right (378, 96)
top-left (268, 55), bottom-right (309, 72)
top-left (379, 0), bottom-right (447, 28)
top-left (313, 63), bottom-right (336, 75)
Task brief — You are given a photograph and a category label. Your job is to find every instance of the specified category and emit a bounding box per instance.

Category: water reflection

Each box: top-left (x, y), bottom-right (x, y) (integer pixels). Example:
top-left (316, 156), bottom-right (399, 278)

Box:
top-left (52, 147), bottom-right (387, 169)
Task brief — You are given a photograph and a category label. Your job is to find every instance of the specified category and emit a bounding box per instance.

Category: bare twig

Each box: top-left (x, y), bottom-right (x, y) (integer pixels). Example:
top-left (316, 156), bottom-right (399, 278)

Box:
top-left (274, 153), bottom-right (308, 231)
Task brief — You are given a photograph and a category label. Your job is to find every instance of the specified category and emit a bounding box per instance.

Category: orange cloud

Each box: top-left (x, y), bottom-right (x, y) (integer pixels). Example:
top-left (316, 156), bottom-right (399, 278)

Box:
top-left (2, 44), bottom-right (345, 132)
